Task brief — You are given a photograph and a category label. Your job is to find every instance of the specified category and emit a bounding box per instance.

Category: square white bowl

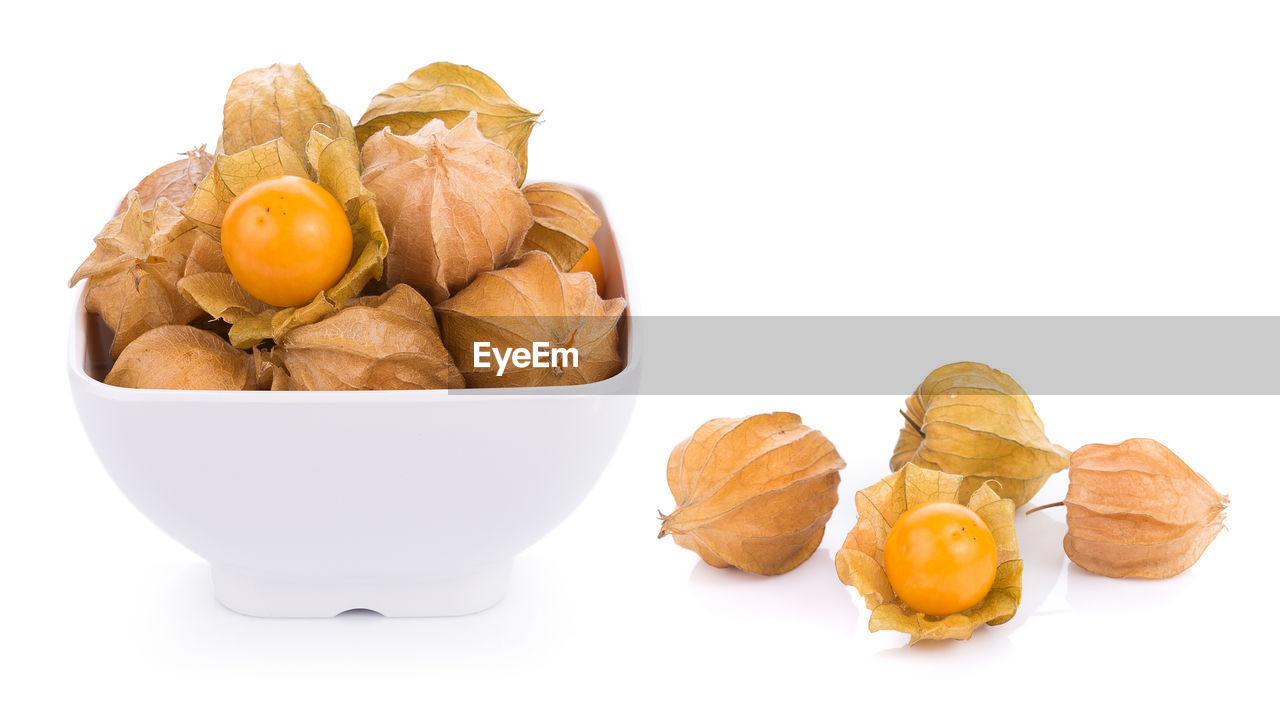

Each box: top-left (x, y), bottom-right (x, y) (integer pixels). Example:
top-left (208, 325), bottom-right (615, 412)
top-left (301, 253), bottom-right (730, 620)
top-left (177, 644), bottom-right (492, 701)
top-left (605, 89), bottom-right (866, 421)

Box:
top-left (67, 189), bottom-right (637, 617)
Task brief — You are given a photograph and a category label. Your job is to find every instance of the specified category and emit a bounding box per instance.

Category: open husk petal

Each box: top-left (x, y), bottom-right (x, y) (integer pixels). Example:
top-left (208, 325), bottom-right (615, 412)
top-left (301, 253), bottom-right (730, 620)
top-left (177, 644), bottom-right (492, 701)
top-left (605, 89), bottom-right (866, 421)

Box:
top-left (517, 182), bottom-right (601, 271)
top-left (890, 361), bottom-right (1070, 507)
top-left (1063, 438), bottom-right (1227, 579)
top-left (435, 251), bottom-right (625, 388)
top-left (183, 232), bottom-right (229, 276)
top-left (104, 325), bottom-right (264, 390)
top-left (361, 113), bottom-right (532, 304)
top-left (178, 125), bottom-right (389, 348)
top-left (274, 284), bottom-right (463, 391)
top-left (69, 194), bottom-right (206, 358)
top-left (355, 62), bottom-right (539, 184)
top-left (659, 412), bottom-right (846, 576)
top-left (835, 463), bottom-right (1022, 644)
top-left (180, 138), bottom-right (309, 239)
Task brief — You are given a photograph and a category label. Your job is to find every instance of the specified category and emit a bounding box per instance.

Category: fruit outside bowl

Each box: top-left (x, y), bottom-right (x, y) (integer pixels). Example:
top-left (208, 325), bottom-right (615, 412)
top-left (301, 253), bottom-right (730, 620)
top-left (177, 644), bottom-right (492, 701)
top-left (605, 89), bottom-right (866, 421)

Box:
top-left (67, 190), bottom-right (637, 618)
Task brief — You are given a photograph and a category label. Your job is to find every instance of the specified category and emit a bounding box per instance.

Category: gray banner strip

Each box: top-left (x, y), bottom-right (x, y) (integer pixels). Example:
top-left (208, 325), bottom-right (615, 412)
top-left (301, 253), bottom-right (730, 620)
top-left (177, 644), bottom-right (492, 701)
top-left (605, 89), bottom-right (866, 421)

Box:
top-left (624, 316), bottom-right (1278, 394)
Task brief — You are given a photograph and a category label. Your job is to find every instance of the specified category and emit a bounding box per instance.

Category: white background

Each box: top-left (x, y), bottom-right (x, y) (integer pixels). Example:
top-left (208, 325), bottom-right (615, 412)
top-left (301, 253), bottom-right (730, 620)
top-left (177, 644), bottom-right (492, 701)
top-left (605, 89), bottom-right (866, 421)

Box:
top-left (3, 1), bottom-right (1277, 707)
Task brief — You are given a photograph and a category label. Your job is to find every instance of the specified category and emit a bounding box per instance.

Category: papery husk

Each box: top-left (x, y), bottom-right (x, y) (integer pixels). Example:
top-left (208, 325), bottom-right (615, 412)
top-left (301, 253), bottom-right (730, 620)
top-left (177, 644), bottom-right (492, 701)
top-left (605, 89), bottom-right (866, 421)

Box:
top-left (105, 325), bottom-right (270, 390)
top-left (1061, 438), bottom-right (1227, 579)
top-left (355, 62), bottom-right (539, 184)
top-left (659, 413), bottom-right (845, 576)
top-left (183, 231), bottom-right (229, 276)
top-left (361, 114), bottom-right (532, 304)
top-left (274, 284), bottom-right (464, 390)
top-left (178, 125), bottom-right (389, 348)
top-left (69, 194), bottom-right (206, 358)
top-left (436, 251), bottom-right (625, 388)
top-left (517, 183), bottom-right (601, 271)
top-left (835, 463), bottom-right (1022, 644)
top-left (218, 63), bottom-right (355, 161)
top-left (114, 147), bottom-right (213, 217)
top-left (181, 138), bottom-right (308, 239)
top-left (891, 361), bottom-right (1070, 507)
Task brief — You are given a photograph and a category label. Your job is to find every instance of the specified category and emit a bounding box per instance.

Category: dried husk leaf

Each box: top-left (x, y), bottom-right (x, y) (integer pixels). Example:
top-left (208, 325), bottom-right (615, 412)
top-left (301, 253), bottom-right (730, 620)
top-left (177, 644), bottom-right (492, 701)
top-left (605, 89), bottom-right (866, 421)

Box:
top-left (1062, 438), bottom-right (1227, 579)
top-left (219, 63), bottom-right (355, 161)
top-left (183, 232), bottom-right (229, 276)
top-left (105, 325), bottom-right (267, 390)
top-left (181, 137), bottom-right (308, 239)
top-left (287, 124), bottom-right (390, 322)
top-left (835, 463), bottom-right (1022, 644)
top-left (436, 251), bottom-right (625, 388)
top-left (355, 62), bottom-right (539, 184)
top-left (517, 183), bottom-right (601, 271)
top-left (178, 126), bottom-right (389, 348)
top-left (274, 284), bottom-right (464, 391)
top-left (890, 361), bottom-right (1070, 507)
top-left (69, 194), bottom-right (206, 358)
top-left (177, 272), bottom-right (268, 325)
top-left (270, 371), bottom-right (301, 390)
top-left (361, 114), bottom-right (533, 304)
top-left (114, 146), bottom-right (213, 217)
top-left (658, 412), bottom-right (846, 576)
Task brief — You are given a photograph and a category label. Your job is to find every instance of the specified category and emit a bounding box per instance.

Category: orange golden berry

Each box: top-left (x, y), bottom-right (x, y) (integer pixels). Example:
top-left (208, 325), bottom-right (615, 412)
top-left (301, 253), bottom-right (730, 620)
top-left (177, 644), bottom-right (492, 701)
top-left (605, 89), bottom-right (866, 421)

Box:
top-left (571, 241), bottom-right (606, 297)
top-left (221, 175), bottom-right (353, 308)
top-left (883, 501), bottom-right (998, 615)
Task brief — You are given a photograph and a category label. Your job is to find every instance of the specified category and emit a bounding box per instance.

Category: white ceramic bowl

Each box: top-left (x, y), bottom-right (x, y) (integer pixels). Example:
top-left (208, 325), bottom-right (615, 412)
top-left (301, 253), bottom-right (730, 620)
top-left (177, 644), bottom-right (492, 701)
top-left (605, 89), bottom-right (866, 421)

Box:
top-left (68, 191), bottom-right (636, 617)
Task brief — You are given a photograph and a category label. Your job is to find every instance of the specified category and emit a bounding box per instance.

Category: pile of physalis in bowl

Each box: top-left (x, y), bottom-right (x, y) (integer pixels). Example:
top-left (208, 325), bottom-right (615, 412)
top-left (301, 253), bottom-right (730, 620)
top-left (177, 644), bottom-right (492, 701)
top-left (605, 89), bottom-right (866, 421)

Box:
top-left (69, 62), bottom-right (625, 391)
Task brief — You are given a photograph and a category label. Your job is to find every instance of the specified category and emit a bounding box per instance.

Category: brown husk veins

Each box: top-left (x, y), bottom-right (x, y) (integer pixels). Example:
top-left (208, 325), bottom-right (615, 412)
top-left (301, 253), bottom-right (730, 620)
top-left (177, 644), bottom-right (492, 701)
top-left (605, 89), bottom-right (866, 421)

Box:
top-left (274, 284), bottom-right (464, 390)
top-left (1062, 438), bottom-right (1227, 579)
top-left (69, 194), bottom-right (207, 358)
top-left (435, 251), bottom-right (625, 388)
top-left (659, 412), bottom-right (846, 576)
top-left (105, 325), bottom-right (269, 390)
top-left (891, 361), bottom-right (1070, 507)
top-left (355, 62), bottom-right (539, 184)
top-left (518, 182), bottom-right (601, 271)
top-left (219, 63), bottom-right (355, 161)
top-left (114, 147), bottom-right (213, 217)
top-left (361, 113), bottom-right (532, 304)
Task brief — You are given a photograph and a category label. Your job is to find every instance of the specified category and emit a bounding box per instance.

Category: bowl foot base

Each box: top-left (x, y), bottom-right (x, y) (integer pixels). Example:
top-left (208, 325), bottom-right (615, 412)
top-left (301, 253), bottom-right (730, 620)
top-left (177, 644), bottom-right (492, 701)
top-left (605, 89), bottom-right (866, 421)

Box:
top-left (210, 561), bottom-right (512, 618)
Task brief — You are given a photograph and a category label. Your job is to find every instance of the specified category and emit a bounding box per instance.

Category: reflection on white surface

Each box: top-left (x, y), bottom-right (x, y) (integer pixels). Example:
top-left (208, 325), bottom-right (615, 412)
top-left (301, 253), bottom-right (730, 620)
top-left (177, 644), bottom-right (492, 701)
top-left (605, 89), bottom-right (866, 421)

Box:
top-left (685, 549), bottom-right (861, 633)
top-left (13, 370), bottom-right (1264, 708)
